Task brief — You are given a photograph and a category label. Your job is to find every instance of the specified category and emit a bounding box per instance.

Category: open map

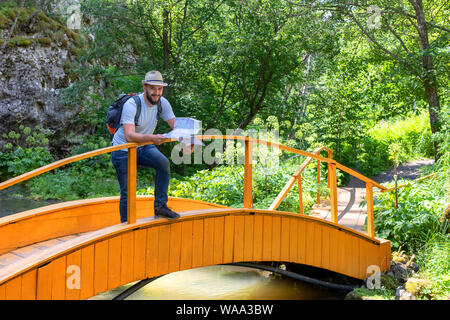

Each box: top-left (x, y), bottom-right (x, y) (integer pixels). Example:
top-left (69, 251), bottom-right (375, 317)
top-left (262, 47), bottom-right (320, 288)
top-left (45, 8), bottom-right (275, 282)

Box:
top-left (163, 117), bottom-right (204, 145)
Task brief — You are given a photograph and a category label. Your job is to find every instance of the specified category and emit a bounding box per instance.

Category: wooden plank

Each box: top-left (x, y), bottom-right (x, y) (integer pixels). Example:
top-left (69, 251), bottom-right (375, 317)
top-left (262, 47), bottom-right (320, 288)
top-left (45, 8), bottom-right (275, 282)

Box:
top-left (0, 283), bottom-right (5, 299)
top-left (51, 256), bottom-right (66, 300)
top-left (213, 217), bottom-right (225, 265)
top-left (233, 215), bottom-right (244, 262)
top-left (328, 227), bottom-right (339, 274)
top-left (367, 242), bottom-right (380, 275)
top-left (127, 146), bottom-right (137, 224)
top-left (107, 236), bottom-right (122, 290)
top-left (313, 223), bottom-right (322, 268)
top-left (289, 218), bottom-right (298, 262)
top-left (305, 221), bottom-right (314, 266)
top-left (297, 219), bottom-right (306, 264)
top-left (271, 216), bottom-right (281, 261)
top-left (192, 219), bottom-right (204, 268)
top-left (350, 237), bottom-right (360, 278)
top-left (21, 270), bottom-right (36, 300)
top-left (359, 238), bottom-right (369, 279)
top-left (80, 245), bottom-right (95, 300)
top-left (298, 177), bottom-right (304, 214)
top-left (5, 276), bottom-right (21, 300)
top-left (94, 240), bottom-right (109, 295)
top-left (252, 215), bottom-right (263, 261)
top-left (280, 217), bottom-right (290, 261)
top-left (66, 250), bottom-right (81, 300)
top-left (169, 223), bottom-right (182, 273)
top-left (223, 215), bottom-right (234, 263)
top-left (203, 218), bottom-right (215, 266)
top-left (262, 215), bottom-right (272, 261)
top-left (120, 232), bottom-right (135, 285)
top-left (157, 224), bottom-right (170, 275)
top-left (321, 225), bottom-right (330, 270)
top-left (180, 221), bottom-right (193, 270)
top-left (329, 163), bottom-right (338, 223)
top-left (0, 253), bottom-right (22, 266)
top-left (243, 215), bottom-right (254, 261)
top-left (316, 160), bottom-right (321, 204)
top-left (37, 263), bottom-right (53, 300)
top-left (243, 140), bottom-right (253, 209)
top-left (146, 227), bottom-right (159, 278)
top-left (338, 231), bottom-right (349, 274)
top-left (366, 182), bottom-right (375, 238)
top-left (133, 229), bottom-right (147, 280)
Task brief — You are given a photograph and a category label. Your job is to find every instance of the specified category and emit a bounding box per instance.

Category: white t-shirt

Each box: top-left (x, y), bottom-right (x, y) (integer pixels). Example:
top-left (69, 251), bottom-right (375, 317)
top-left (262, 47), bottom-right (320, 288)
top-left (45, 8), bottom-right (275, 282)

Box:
top-left (112, 93), bottom-right (175, 146)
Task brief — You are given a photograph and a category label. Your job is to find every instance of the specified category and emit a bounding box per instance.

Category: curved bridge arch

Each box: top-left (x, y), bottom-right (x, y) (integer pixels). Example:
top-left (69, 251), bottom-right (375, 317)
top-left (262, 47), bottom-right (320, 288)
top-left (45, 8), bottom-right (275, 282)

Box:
top-left (0, 198), bottom-right (389, 300)
top-left (0, 136), bottom-right (392, 299)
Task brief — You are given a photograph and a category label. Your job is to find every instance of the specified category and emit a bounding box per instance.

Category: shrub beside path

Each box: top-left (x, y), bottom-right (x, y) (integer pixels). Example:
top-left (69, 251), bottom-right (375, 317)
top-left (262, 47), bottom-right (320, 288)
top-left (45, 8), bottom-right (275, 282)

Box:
top-left (310, 159), bottom-right (434, 233)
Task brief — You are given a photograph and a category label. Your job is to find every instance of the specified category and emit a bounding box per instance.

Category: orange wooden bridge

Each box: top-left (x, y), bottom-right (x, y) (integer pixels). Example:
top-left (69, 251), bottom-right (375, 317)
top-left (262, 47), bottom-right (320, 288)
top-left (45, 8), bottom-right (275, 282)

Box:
top-left (0, 136), bottom-right (391, 300)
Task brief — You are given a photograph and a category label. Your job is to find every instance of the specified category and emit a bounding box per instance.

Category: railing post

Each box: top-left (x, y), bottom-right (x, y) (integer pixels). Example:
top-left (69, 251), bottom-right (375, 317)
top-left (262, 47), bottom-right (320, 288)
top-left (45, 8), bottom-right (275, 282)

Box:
top-left (366, 182), bottom-right (375, 238)
top-left (298, 176), bottom-right (304, 214)
top-left (127, 146), bottom-right (137, 224)
top-left (243, 140), bottom-right (253, 209)
top-left (327, 149), bottom-right (333, 189)
top-left (316, 159), bottom-right (321, 204)
top-left (329, 162), bottom-right (338, 224)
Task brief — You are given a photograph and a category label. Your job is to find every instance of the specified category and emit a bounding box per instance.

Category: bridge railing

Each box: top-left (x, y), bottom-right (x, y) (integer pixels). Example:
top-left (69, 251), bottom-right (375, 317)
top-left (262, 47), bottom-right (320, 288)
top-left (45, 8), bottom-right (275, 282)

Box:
top-left (0, 135), bottom-right (388, 238)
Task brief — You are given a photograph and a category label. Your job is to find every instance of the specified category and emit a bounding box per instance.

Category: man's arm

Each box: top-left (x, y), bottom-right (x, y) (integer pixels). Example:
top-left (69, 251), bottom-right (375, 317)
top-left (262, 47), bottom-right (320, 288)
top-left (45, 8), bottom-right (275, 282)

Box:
top-left (123, 124), bottom-right (166, 145)
top-left (166, 117), bottom-right (175, 130)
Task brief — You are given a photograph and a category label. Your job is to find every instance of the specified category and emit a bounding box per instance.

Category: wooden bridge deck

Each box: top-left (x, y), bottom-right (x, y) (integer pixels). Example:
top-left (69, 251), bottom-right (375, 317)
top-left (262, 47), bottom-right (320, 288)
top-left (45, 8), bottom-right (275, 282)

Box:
top-left (311, 187), bottom-right (369, 232)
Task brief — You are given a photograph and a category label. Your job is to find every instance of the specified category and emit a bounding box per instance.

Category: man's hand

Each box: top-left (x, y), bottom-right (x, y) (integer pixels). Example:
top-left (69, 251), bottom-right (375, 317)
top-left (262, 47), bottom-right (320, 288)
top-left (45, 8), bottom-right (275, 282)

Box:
top-left (152, 134), bottom-right (167, 145)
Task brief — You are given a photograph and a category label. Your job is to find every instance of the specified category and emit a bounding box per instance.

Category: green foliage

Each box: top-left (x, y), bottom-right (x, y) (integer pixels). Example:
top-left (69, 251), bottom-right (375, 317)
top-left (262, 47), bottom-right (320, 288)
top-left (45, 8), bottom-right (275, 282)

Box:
top-left (343, 113), bottom-right (434, 177)
top-left (373, 108), bottom-right (449, 254)
top-left (0, 126), bottom-right (54, 178)
top-left (415, 234), bottom-right (450, 300)
top-left (374, 176), bottom-right (447, 253)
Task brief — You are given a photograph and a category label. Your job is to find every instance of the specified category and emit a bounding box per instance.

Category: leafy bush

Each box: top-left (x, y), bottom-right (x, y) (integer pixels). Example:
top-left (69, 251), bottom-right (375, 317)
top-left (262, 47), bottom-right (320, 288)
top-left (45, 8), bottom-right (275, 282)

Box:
top-left (415, 234), bottom-right (450, 300)
top-left (340, 113), bottom-right (434, 177)
top-left (0, 126), bottom-right (54, 178)
top-left (374, 176), bottom-right (447, 253)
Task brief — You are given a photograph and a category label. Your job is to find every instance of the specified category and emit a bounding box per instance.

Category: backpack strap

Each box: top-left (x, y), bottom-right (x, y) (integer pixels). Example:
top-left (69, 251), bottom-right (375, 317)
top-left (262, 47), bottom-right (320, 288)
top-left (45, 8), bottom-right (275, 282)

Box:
top-left (132, 95), bottom-right (141, 126)
top-left (156, 99), bottom-right (162, 120)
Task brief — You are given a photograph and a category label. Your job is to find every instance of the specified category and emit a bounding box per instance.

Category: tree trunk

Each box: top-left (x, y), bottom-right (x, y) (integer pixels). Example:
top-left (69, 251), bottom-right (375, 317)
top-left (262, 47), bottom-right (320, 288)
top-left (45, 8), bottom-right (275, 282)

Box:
top-left (410, 0), bottom-right (441, 160)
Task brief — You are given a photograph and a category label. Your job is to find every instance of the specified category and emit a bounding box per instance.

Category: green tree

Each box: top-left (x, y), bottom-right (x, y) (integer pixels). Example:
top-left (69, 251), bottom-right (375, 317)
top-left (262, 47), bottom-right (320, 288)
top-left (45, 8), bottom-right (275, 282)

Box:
top-left (287, 0), bottom-right (449, 160)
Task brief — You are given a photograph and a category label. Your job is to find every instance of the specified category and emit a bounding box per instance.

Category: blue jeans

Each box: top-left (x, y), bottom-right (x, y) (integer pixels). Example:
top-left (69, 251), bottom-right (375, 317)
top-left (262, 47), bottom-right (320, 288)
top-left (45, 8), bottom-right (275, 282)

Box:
top-left (111, 145), bottom-right (170, 223)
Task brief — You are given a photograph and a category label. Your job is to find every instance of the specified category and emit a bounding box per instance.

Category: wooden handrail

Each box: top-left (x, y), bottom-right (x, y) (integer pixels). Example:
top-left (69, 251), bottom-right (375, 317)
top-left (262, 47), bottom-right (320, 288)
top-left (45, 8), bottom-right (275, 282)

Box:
top-left (381, 172), bottom-right (437, 192)
top-left (268, 146), bottom-right (332, 211)
top-left (0, 135), bottom-right (387, 238)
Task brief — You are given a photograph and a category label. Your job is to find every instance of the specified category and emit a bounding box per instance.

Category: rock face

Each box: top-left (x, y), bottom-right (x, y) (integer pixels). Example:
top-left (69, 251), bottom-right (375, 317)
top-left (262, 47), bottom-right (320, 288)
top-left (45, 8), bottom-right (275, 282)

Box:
top-left (0, 42), bottom-right (81, 154)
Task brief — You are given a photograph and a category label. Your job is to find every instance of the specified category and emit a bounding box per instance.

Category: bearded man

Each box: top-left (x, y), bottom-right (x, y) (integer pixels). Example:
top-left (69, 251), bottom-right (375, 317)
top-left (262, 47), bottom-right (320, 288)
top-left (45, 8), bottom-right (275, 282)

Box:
top-left (111, 71), bottom-right (180, 222)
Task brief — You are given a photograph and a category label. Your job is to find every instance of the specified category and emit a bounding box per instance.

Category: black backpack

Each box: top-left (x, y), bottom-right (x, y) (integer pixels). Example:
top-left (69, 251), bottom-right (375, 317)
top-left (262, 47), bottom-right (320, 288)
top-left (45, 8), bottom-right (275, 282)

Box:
top-left (106, 93), bottom-right (162, 135)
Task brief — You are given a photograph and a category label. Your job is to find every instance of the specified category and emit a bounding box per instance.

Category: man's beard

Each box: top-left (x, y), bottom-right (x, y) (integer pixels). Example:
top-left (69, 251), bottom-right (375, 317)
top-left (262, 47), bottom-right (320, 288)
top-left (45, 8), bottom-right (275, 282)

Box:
top-left (146, 91), bottom-right (161, 105)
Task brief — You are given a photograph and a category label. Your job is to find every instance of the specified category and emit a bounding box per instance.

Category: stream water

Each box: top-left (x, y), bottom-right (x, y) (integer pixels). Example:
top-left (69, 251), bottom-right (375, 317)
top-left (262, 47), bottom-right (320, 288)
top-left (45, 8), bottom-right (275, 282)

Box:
top-left (0, 186), bottom-right (348, 300)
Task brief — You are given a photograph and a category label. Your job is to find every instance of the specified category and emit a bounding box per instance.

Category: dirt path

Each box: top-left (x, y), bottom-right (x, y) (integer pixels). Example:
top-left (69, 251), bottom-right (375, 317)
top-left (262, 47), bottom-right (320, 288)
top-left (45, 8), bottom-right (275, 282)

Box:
top-left (311, 159), bottom-right (435, 232)
top-left (346, 159), bottom-right (435, 188)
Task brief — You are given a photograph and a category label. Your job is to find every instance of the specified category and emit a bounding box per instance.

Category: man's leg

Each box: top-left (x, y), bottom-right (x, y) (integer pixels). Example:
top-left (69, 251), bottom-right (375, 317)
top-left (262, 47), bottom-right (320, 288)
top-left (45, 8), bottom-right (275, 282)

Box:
top-left (111, 150), bottom-right (129, 223)
top-left (138, 145), bottom-right (179, 218)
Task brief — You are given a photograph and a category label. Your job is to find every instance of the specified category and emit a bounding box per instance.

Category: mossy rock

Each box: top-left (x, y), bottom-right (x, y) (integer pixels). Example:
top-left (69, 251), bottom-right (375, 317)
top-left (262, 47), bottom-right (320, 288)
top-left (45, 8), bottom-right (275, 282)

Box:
top-left (6, 36), bottom-right (32, 47)
top-left (0, 12), bottom-right (11, 28)
top-left (36, 37), bottom-right (51, 47)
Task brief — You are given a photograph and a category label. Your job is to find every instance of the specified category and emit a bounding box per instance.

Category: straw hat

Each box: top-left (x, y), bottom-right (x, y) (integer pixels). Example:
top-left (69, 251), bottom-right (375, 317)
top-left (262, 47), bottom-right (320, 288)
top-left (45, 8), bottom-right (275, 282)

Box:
top-left (142, 70), bottom-right (168, 86)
